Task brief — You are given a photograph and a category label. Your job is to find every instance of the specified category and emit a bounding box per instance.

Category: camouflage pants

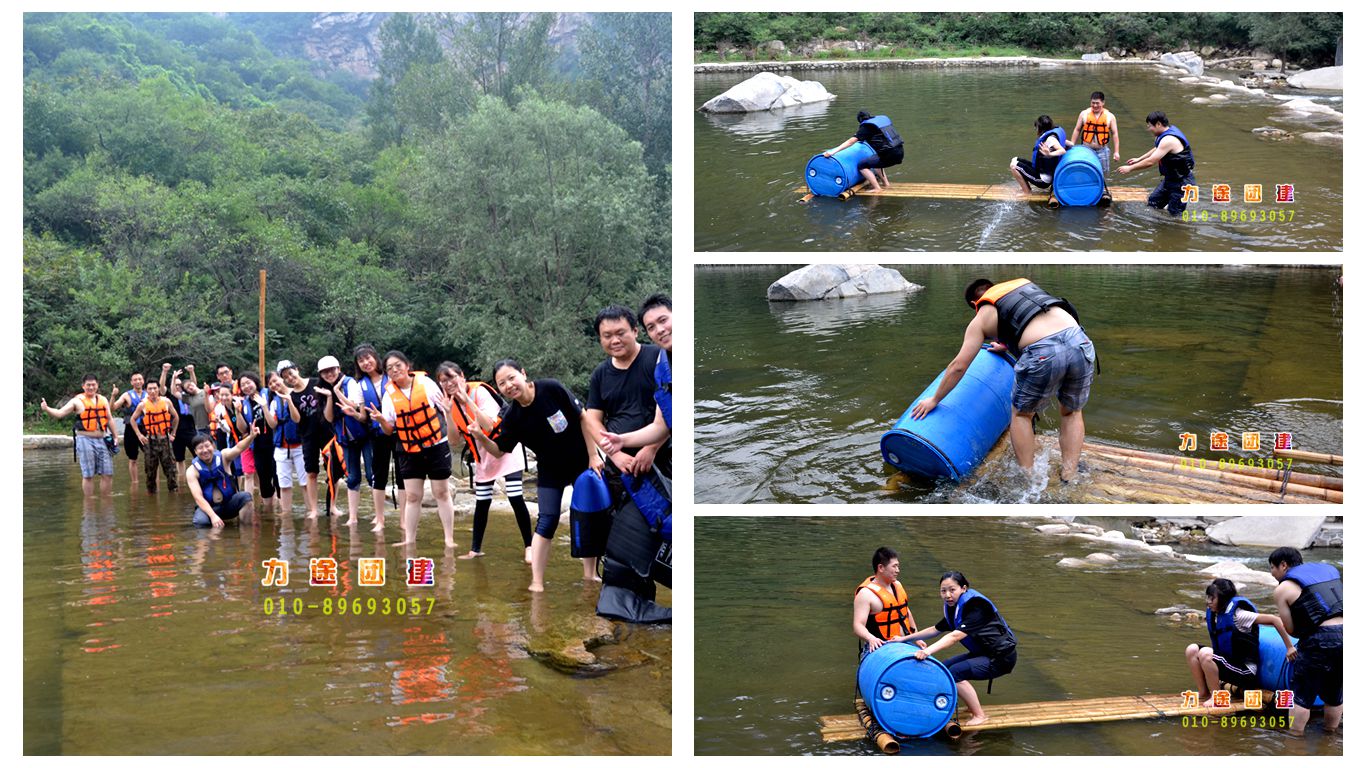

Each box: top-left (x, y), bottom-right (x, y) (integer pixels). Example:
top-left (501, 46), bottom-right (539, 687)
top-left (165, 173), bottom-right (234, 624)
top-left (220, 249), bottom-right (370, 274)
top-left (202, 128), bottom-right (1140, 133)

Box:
top-left (144, 436), bottom-right (179, 493)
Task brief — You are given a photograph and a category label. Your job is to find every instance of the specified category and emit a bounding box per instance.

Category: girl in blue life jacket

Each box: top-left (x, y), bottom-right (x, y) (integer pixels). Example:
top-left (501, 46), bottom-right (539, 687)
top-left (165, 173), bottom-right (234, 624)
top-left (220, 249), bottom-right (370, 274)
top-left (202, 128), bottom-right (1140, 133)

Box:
top-left (903, 571), bottom-right (1017, 726)
top-left (1186, 578), bottom-right (1296, 707)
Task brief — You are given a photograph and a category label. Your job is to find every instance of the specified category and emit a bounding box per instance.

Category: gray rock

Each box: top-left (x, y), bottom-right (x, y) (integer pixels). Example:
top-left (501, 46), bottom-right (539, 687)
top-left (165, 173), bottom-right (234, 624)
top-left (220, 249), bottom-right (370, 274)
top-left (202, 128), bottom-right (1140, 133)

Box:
top-left (1277, 98), bottom-right (1343, 117)
top-left (1158, 517), bottom-right (1209, 529)
top-left (1190, 97), bottom-right (1212, 105)
top-left (24, 434), bottom-right (74, 450)
top-left (1073, 524), bottom-right (1106, 536)
top-left (761, 40), bottom-right (786, 55)
top-left (1252, 126), bottom-right (1294, 141)
top-left (1209, 93), bottom-right (1229, 101)
top-left (1199, 561), bottom-right (1279, 588)
top-left (1085, 552), bottom-right (1118, 564)
top-left (1035, 524), bottom-right (1072, 535)
top-left (1313, 522), bottom-right (1343, 548)
top-left (1271, 58), bottom-right (1283, 69)
top-left (699, 72), bottom-right (836, 113)
top-left (1149, 545), bottom-right (1176, 556)
top-left (1178, 76), bottom-right (1201, 83)
top-left (1299, 132), bottom-right (1344, 146)
top-left (1161, 51), bottom-right (1204, 77)
top-left (1081, 53), bottom-right (1105, 62)
top-left (766, 264), bottom-right (918, 301)
top-left (1058, 557), bottom-right (1100, 569)
top-left (1206, 516), bottom-right (1326, 549)
top-left (1287, 66), bottom-right (1343, 90)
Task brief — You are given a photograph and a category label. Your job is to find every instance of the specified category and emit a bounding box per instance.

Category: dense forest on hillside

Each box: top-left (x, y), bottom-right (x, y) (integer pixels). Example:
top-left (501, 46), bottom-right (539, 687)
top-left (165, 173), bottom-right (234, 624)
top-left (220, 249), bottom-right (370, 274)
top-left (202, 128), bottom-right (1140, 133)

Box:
top-left (695, 12), bottom-right (1343, 66)
top-left (24, 12), bottom-right (671, 416)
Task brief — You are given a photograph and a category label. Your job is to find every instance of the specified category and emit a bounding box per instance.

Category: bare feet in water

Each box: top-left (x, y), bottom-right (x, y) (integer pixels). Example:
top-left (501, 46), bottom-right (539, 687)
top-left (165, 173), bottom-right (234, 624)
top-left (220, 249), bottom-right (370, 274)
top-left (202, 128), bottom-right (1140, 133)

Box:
top-left (458, 550), bottom-right (484, 560)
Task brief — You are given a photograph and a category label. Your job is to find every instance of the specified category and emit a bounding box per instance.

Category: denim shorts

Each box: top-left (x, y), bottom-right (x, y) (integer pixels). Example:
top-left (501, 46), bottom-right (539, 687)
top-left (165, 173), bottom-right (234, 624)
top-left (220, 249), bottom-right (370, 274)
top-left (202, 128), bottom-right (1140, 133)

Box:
top-left (1012, 326), bottom-right (1096, 413)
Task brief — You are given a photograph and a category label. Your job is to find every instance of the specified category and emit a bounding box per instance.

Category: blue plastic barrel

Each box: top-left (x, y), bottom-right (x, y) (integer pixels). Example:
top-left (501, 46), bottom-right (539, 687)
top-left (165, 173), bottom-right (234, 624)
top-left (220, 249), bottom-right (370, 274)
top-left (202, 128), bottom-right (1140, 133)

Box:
top-left (1052, 146), bottom-right (1106, 206)
top-left (857, 643), bottom-right (959, 739)
top-left (880, 346), bottom-right (1016, 480)
top-left (569, 469), bottom-right (613, 558)
top-left (1255, 624), bottom-right (1324, 705)
top-left (805, 141), bottom-right (879, 197)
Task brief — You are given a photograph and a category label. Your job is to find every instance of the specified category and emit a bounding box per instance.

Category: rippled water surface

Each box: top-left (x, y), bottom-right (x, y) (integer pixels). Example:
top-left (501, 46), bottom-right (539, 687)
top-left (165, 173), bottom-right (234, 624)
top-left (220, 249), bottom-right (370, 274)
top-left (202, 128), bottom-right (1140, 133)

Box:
top-left (695, 264), bottom-right (1342, 504)
top-left (696, 516), bottom-right (1344, 756)
top-left (694, 66), bottom-right (1342, 251)
top-left (23, 453), bottom-right (670, 755)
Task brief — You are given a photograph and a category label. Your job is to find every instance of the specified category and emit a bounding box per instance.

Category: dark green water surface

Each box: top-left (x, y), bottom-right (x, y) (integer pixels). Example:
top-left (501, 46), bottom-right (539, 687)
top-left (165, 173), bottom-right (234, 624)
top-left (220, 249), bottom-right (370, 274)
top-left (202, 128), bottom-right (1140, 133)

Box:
top-left (23, 452), bottom-right (670, 755)
top-left (695, 516), bottom-right (1344, 756)
top-left (695, 265), bottom-right (1342, 504)
top-left (694, 66), bottom-right (1342, 251)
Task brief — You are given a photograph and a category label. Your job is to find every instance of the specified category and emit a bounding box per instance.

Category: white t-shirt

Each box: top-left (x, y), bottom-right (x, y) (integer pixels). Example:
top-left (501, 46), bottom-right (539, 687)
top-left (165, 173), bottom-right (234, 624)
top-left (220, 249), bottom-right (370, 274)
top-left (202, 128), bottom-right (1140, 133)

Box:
top-left (380, 374), bottom-right (448, 445)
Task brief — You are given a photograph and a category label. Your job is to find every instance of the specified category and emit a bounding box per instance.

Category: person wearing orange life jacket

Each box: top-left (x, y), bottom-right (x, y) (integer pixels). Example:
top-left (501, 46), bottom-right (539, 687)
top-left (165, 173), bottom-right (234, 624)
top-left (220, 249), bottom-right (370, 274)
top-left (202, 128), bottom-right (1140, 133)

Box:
top-left (1070, 91), bottom-right (1120, 176)
top-left (853, 546), bottom-right (923, 657)
top-left (911, 278), bottom-right (1096, 483)
top-left (130, 381), bottom-right (180, 493)
top-left (209, 385), bottom-right (244, 480)
top-left (1009, 115), bottom-right (1071, 194)
top-left (435, 362), bottom-right (534, 563)
top-left (41, 373), bottom-right (117, 496)
top-left (366, 351), bottom-right (457, 549)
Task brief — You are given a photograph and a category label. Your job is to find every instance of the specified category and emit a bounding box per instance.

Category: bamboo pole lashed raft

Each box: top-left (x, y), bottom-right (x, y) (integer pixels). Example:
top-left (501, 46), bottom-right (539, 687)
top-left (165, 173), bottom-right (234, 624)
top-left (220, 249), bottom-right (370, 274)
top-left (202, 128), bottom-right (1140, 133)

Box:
top-left (821, 693), bottom-right (1256, 745)
top-left (797, 182), bottom-right (1151, 204)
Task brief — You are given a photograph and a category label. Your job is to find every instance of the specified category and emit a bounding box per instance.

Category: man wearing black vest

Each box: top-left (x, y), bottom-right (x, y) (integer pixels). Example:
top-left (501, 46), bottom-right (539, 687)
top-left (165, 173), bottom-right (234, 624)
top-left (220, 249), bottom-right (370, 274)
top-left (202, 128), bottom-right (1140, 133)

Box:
top-left (911, 279), bottom-right (1096, 482)
top-left (822, 110), bottom-right (905, 192)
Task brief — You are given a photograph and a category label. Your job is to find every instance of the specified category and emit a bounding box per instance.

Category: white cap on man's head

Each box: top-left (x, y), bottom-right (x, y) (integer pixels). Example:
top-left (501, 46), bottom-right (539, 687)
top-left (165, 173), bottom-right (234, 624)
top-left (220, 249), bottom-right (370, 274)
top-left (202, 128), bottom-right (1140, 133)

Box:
top-left (276, 360), bottom-right (297, 373)
top-left (317, 355), bottom-right (341, 372)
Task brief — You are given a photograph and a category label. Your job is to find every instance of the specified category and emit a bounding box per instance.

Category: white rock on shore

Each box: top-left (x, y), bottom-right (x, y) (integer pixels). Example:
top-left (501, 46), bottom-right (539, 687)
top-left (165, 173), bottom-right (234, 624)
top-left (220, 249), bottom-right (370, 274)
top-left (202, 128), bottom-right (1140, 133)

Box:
top-left (1161, 51), bottom-right (1204, 76)
top-left (1205, 515), bottom-right (1327, 549)
top-left (699, 71), bottom-right (835, 113)
top-left (1299, 131), bottom-right (1344, 146)
top-left (1199, 561), bottom-right (1279, 588)
top-left (1287, 66), bottom-right (1343, 90)
top-left (766, 264), bottom-right (920, 301)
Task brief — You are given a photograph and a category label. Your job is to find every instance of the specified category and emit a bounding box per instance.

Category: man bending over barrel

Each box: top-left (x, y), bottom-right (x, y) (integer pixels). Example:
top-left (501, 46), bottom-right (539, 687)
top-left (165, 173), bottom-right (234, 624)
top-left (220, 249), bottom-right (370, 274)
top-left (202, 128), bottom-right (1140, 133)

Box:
top-left (910, 279), bottom-right (1096, 482)
top-left (822, 110), bottom-right (905, 193)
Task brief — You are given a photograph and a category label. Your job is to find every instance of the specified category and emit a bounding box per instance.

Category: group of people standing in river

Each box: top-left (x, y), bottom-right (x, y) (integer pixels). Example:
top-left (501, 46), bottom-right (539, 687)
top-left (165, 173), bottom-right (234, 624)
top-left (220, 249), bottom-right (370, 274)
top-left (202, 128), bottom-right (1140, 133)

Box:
top-left (40, 294), bottom-right (674, 593)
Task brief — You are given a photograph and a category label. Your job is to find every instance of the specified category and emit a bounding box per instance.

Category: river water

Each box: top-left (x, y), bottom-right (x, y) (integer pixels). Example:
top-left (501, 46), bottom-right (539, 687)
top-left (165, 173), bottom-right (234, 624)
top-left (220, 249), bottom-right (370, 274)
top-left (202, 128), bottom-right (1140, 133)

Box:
top-left (694, 264), bottom-right (1342, 504)
top-left (695, 516), bottom-right (1344, 756)
top-left (694, 66), bottom-right (1343, 251)
top-left (22, 451), bottom-right (670, 755)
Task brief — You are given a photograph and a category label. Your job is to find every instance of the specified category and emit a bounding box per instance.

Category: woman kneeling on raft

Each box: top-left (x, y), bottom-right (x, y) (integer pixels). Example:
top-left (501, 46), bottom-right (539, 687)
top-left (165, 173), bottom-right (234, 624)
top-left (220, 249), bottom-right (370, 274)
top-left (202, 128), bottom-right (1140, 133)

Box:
top-left (187, 428), bottom-right (258, 528)
top-left (1186, 578), bottom-right (1296, 708)
top-left (472, 359), bottom-right (602, 593)
top-left (903, 571), bottom-right (1018, 727)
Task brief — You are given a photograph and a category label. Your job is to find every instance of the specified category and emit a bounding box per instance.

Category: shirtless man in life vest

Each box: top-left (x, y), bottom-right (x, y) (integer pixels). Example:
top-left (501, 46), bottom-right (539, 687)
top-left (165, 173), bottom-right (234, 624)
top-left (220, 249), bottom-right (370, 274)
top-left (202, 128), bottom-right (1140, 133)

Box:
top-left (41, 374), bottom-right (117, 496)
top-left (1070, 91), bottom-right (1120, 175)
top-left (911, 279), bottom-right (1097, 482)
top-left (854, 546), bottom-right (924, 656)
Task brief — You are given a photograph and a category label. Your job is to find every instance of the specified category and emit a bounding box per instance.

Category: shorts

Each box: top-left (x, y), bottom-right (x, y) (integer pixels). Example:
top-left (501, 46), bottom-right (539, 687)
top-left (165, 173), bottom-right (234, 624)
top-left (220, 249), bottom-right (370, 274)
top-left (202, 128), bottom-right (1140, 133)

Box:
top-left (395, 441), bottom-right (453, 482)
top-left (1084, 143), bottom-right (1111, 176)
top-left (1211, 652), bottom-right (1260, 692)
top-left (274, 445), bottom-right (306, 489)
top-left (1012, 326), bottom-right (1096, 414)
top-left (534, 483), bottom-right (569, 539)
top-left (75, 434), bottom-right (114, 478)
top-left (302, 436), bottom-right (322, 475)
top-left (171, 426), bottom-right (197, 463)
top-left (192, 491), bottom-right (253, 527)
top-left (240, 446), bottom-right (256, 475)
top-left (1012, 158), bottom-right (1053, 189)
top-left (1292, 624), bottom-right (1343, 708)
top-left (944, 649), bottom-right (1017, 682)
top-left (861, 145), bottom-right (904, 170)
top-left (123, 423), bottom-right (141, 460)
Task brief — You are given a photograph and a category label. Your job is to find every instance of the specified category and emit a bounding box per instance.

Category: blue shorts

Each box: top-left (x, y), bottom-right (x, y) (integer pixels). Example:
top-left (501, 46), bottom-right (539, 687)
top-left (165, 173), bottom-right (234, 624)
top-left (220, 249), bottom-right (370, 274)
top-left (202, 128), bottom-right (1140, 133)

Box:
top-left (192, 491), bottom-right (253, 527)
top-left (1012, 326), bottom-right (1096, 414)
top-left (75, 434), bottom-right (114, 478)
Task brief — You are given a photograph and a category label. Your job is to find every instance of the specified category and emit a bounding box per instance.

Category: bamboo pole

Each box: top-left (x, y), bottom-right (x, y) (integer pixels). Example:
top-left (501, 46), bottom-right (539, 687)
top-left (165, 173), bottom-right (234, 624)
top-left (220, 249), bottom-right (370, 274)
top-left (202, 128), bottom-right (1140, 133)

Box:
top-left (1083, 455), bottom-right (1306, 504)
top-left (1274, 448), bottom-right (1343, 466)
top-left (1083, 449), bottom-right (1341, 503)
top-left (1086, 442), bottom-right (1342, 491)
top-left (258, 270), bottom-right (267, 377)
top-left (855, 698), bottom-right (899, 754)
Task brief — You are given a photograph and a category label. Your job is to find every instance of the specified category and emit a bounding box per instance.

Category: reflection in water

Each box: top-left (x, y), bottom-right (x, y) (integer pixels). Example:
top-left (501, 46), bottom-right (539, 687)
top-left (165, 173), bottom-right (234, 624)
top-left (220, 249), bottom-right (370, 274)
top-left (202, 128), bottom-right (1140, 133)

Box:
top-left (696, 517), bottom-right (1344, 756)
top-left (696, 264), bottom-right (1343, 504)
top-left (23, 452), bottom-right (669, 755)
top-left (695, 67), bottom-right (1343, 251)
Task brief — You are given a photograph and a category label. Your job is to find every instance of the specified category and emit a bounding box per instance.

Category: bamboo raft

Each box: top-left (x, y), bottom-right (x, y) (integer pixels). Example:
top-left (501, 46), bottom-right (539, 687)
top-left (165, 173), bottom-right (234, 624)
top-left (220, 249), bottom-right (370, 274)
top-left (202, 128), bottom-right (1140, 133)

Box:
top-left (797, 182), bottom-right (1151, 205)
top-left (821, 693), bottom-right (1257, 749)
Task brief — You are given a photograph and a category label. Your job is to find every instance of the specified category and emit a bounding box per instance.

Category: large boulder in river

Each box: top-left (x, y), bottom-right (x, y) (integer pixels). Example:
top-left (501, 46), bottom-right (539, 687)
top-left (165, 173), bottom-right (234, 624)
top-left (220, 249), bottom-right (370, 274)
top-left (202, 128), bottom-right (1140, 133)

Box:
top-left (1199, 561), bottom-right (1280, 589)
top-left (1287, 66), bottom-right (1344, 90)
top-left (1206, 516), bottom-right (1326, 550)
top-left (1161, 51), bottom-right (1204, 77)
top-left (699, 71), bottom-right (835, 113)
top-left (1299, 131), bottom-right (1344, 146)
top-left (1252, 126), bottom-right (1294, 141)
top-left (767, 264), bottom-right (919, 301)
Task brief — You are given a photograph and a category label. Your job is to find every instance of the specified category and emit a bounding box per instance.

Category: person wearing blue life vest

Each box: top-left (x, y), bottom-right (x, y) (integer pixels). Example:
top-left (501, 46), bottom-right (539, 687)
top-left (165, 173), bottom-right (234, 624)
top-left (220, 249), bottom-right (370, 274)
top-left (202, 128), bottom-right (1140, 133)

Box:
top-left (821, 110), bottom-right (905, 193)
top-left (336, 344), bottom-right (399, 535)
top-left (1117, 110), bottom-right (1196, 216)
top-left (902, 571), bottom-right (1017, 727)
top-left (186, 429), bottom-right (257, 528)
top-left (1269, 547), bottom-right (1343, 735)
top-left (110, 372), bottom-right (147, 487)
top-left (1185, 578), bottom-right (1296, 708)
top-left (1009, 115), bottom-right (1071, 194)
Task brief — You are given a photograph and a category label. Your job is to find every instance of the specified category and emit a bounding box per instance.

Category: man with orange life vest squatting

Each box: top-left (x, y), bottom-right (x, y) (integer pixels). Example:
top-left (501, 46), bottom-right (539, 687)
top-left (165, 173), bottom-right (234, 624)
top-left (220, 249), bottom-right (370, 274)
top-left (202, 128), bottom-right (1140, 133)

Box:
top-left (853, 547), bottom-right (922, 660)
top-left (1269, 547), bottom-right (1343, 736)
top-left (41, 374), bottom-right (117, 496)
top-left (911, 278), bottom-right (1095, 483)
top-left (130, 380), bottom-right (181, 493)
top-left (1009, 115), bottom-right (1071, 195)
top-left (1070, 91), bottom-right (1120, 176)
top-left (822, 110), bottom-right (905, 193)
top-left (1117, 110), bottom-right (1195, 216)
top-left (187, 428), bottom-right (258, 528)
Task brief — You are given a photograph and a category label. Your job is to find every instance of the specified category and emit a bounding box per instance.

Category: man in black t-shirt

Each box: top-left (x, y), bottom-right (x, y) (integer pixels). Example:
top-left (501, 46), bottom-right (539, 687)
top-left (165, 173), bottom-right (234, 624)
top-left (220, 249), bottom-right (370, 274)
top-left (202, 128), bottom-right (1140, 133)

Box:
top-left (584, 305), bottom-right (671, 478)
top-left (281, 362), bottom-right (325, 518)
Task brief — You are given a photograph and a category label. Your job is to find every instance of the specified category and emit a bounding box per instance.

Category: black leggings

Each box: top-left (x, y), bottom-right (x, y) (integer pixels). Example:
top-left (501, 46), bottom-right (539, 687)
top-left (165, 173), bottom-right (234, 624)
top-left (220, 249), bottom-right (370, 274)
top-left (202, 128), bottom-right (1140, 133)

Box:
top-left (470, 471), bottom-right (532, 552)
